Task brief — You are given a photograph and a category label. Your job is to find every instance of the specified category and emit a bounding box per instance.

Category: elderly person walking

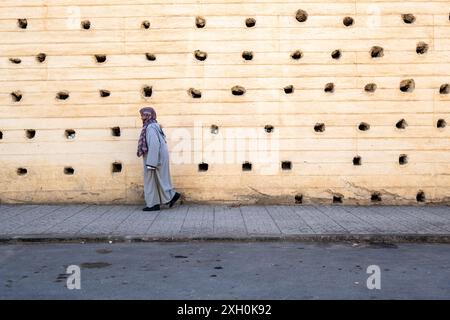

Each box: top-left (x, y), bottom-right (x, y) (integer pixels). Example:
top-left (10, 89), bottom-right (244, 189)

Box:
top-left (137, 107), bottom-right (180, 211)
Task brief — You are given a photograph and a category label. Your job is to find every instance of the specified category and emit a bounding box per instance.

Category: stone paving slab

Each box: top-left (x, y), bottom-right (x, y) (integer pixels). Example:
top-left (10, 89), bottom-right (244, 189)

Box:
top-left (0, 204), bottom-right (449, 242)
top-left (213, 206), bottom-right (247, 236)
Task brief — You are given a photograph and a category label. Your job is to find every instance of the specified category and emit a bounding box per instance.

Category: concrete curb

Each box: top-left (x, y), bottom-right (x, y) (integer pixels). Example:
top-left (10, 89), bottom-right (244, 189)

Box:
top-left (1, 234), bottom-right (450, 244)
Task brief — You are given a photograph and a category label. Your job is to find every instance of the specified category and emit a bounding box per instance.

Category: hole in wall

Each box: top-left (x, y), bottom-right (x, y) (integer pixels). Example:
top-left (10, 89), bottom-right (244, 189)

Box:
top-left (331, 50), bottom-right (341, 60)
top-left (210, 125), bottom-right (219, 134)
top-left (416, 190), bottom-right (426, 202)
top-left (281, 161), bottom-right (292, 170)
top-left (112, 162), bottom-right (122, 173)
top-left (64, 167), bottom-right (74, 175)
top-left (402, 13), bottom-right (416, 24)
top-left (343, 16), bottom-right (354, 27)
top-left (26, 129), bottom-right (36, 139)
top-left (100, 90), bottom-right (110, 97)
top-left (264, 125), bottom-right (274, 133)
top-left (358, 122), bottom-right (370, 131)
top-left (11, 91), bottom-right (22, 102)
top-left (111, 127), bottom-right (121, 137)
top-left (145, 53), bottom-right (156, 61)
top-left (95, 54), bottom-right (107, 63)
top-left (399, 154), bottom-right (408, 165)
top-left (333, 194), bottom-right (343, 204)
top-left (371, 192), bottom-right (382, 202)
top-left (0, 131), bottom-right (2, 140)
top-left (295, 194), bottom-right (303, 204)
top-left (195, 16), bottom-right (206, 28)
top-left (56, 91), bottom-right (70, 100)
top-left (231, 85), bottom-right (246, 96)
top-left (295, 9), bottom-right (308, 23)
top-left (9, 58), bottom-right (21, 64)
top-left (36, 53), bottom-right (46, 63)
top-left (65, 129), bottom-right (76, 139)
top-left (439, 84), bottom-right (450, 94)
top-left (188, 88), bottom-right (202, 98)
top-left (365, 83), bottom-right (377, 93)
top-left (242, 162), bottom-right (252, 171)
top-left (353, 156), bottom-right (362, 166)
top-left (141, 20), bottom-right (150, 29)
top-left (400, 79), bottom-right (415, 93)
top-left (370, 46), bottom-right (384, 58)
top-left (314, 123), bottom-right (325, 132)
top-left (245, 18), bottom-right (256, 27)
top-left (437, 119), bottom-right (447, 128)
top-left (324, 83), bottom-right (335, 93)
top-left (142, 86), bottom-right (153, 98)
top-left (17, 18), bottom-right (28, 29)
top-left (291, 50), bottom-right (303, 60)
top-left (17, 168), bottom-right (27, 175)
top-left (194, 50), bottom-right (207, 61)
top-left (284, 85), bottom-right (294, 94)
top-left (416, 42), bottom-right (429, 55)
top-left (242, 51), bottom-right (253, 60)
top-left (396, 119), bottom-right (408, 129)
top-left (198, 162), bottom-right (209, 172)
top-left (81, 20), bottom-right (91, 30)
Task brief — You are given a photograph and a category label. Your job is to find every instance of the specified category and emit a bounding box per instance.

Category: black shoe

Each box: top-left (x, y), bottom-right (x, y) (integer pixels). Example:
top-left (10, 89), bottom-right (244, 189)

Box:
top-left (168, 192), bottom-right (181, 208)
top-left (143, 204), bottom-right (160, 211)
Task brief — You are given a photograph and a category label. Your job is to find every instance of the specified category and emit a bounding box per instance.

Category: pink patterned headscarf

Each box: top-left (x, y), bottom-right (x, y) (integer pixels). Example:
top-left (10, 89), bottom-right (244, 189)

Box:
top-left (137, 107), bottom-right (157, 157)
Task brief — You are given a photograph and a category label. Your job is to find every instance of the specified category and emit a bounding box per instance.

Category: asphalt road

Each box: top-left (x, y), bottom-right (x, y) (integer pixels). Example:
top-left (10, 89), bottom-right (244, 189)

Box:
top-left (0, 241), bottom-right (449, 299)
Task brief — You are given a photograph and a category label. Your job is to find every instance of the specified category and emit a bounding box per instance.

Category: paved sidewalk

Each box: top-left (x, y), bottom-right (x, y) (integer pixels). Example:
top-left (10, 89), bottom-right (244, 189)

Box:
top-left (0, 204), bottom-right (449, 242)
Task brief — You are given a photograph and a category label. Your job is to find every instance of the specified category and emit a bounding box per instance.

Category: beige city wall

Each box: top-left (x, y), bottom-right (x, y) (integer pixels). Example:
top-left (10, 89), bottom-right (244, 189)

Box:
top-left (0, 0), bottom-right (449, 205)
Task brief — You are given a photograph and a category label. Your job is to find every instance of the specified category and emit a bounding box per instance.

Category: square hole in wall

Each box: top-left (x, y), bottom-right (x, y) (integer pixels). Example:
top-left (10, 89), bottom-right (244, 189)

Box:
top-left (17, 167), bottom-right (27, 175)
top-left (111, 127), bottom-right (121, 137)
top-left (81, 20), bottom-right (91, 30)
top-left (295, 194), bottom-right (303, 204)
top-left (64, 167), bottom-right (75, 175)
top-left (314, 123), bottom-right (325, 132)
top-left (281, 161), bottom-right (292, 170)
top-left (437, 119), bottom-right (447, 128)
top-left (95, 54), bottom-right (107, 63)
top-left (36, 53), bottom-right (47, 63)
top-left (399, 154), bottom-right (408, 165)
top-left (142, 86), bottom-right (153, 98)
top-left (371, 192), bottom-right (382, 202)
top-left (56, 91), bottom-right (70, 100)
top-left (17, 18), bottom-right (28, 29)
top-left (65, 129), bottom-right (76, 139)
top-left (264, 125), bottom-right (274, 133)
top-left (332, 194), bottom-right (343, 204)
top-left (242, 162), bottom-right (252, 171)
top-left (26, 129), bottom-right (36, 139)
top-left (416, 190), bottom-right (426, 202)
top-left (210, 125), bottom-right (219, 134)
top-left (198, 162), bottom-right (209, 172)
top-left (11, 91), bottom-right (22, 102)
top-left (195, 16), bottom-right (206, 28)
top-left (194, 50), bottom-right (207, 61)
top-left (146, 53), bottom-right (156, 61)
top-left (112, 162), bottom-right (122, 173)
top-left (100, 90), bottom-right (110, 97)
top-left (353, 156), bottom-right (361, 166)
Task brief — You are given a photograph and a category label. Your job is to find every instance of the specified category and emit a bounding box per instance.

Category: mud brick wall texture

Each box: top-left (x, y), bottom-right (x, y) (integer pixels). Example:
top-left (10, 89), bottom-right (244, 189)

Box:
top-left (0, 0), bottom-right (449, 205)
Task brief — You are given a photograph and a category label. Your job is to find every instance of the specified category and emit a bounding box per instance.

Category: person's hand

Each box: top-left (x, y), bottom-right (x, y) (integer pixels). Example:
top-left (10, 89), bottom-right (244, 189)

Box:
top-left (146, 165), bottom-right (156, 170)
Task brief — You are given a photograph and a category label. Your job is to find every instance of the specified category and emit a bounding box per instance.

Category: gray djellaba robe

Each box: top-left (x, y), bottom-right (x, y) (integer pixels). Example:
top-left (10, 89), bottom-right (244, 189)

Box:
top-left (143, 122), bottom-right (177, 207)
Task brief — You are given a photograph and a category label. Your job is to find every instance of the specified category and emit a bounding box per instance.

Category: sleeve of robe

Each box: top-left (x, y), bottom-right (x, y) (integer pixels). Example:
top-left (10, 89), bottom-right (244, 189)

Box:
top-left (145, 125), bottom-right (161, 167)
